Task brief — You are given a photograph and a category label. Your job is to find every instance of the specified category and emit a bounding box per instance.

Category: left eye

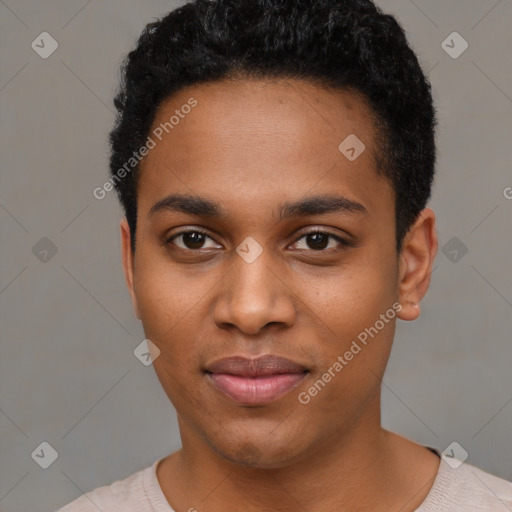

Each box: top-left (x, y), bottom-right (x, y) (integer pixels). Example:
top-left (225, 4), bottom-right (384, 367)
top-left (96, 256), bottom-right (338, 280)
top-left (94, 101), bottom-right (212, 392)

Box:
top-left (290, 231), bottom-right (349, 251)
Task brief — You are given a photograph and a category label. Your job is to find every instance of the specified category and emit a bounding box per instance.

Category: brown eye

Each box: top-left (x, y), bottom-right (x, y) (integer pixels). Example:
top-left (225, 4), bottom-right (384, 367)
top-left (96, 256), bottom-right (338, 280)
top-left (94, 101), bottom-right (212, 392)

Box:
top-left (305, 232), bottom-right (329, 250)
top-left (166, 230), bottom-right (221, 250)
top-left (291, 230), bottom-right (351, 251)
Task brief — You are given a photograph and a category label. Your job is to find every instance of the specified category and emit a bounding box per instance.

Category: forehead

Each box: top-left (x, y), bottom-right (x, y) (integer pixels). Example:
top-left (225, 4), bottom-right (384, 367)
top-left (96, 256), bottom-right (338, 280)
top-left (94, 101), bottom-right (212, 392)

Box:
top-left (137, 77), bottom-right (391, 218)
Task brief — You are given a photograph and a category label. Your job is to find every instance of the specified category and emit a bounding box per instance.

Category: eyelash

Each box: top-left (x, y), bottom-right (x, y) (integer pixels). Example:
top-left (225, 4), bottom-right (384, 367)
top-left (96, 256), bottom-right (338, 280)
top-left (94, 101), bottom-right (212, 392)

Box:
top-left (164, 228), bottom-right (353, 253)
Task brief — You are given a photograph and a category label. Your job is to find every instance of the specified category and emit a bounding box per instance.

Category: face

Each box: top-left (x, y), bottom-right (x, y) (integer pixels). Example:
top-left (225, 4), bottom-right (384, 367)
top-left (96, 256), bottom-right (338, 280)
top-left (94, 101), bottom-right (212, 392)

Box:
top-left (121, 77), bottom-right (435, 468)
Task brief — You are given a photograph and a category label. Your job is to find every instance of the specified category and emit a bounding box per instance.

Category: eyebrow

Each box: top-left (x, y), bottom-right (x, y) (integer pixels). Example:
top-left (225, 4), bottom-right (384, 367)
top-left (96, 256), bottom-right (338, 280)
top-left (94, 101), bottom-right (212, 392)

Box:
top-left (148, 193), bottom-right (368, 219)
top-left (278, 194), bottom-right (367, 218)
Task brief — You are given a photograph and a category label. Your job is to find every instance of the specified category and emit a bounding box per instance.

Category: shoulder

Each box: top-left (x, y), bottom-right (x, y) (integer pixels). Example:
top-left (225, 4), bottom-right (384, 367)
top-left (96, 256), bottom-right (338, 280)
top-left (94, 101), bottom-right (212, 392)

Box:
top-left (56, 461), bottom-right (158, 512)
top-left (418, 455), bottom-right (512, 511)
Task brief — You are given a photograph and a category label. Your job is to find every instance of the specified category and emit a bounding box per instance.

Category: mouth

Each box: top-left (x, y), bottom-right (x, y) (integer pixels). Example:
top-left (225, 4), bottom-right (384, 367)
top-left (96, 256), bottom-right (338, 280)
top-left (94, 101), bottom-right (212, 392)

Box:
top-left (204, 354), bottom-right (309, 405)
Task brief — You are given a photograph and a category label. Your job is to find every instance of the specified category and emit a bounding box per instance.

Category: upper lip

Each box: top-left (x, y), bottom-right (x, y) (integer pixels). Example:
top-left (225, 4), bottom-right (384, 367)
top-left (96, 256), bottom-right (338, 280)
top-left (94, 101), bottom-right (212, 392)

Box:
top-left (205, 355), bottom-right (309, 377)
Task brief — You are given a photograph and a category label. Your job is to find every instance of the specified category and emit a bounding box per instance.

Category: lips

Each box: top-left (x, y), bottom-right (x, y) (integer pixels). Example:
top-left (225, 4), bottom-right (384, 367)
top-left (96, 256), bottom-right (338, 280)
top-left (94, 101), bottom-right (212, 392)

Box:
top-left (205, 355), bottom-right (309, 405)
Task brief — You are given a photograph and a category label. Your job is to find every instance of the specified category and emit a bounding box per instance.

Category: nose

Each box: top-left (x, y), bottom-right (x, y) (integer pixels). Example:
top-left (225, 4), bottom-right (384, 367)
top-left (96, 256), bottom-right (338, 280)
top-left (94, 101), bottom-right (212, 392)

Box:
top-left (212, 249), bottom-right (296, 336)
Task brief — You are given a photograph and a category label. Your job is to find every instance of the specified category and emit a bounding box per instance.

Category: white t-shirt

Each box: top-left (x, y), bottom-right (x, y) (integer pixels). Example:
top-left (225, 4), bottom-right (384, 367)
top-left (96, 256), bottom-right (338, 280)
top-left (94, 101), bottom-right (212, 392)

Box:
top-left (57, 448), bottom-right (512, 511)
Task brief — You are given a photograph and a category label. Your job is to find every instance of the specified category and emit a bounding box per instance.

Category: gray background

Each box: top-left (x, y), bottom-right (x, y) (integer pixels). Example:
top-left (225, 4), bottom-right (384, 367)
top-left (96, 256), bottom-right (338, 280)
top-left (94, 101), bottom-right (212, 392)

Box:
top-left (1, 1), bottom-right (511, 510)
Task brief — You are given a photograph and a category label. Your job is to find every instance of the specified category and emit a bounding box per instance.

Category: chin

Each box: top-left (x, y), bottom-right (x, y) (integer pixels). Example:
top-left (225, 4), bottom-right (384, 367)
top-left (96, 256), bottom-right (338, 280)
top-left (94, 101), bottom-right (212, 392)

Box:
top-left (210, 435), bottom-right (308, 469)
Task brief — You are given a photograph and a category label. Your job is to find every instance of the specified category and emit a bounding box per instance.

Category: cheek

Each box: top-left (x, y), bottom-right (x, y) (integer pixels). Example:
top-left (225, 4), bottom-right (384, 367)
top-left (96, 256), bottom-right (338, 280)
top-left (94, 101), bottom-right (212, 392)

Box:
top-left (299, 276), bottom-right (397, 422)
top-left (134, 268), bottom-right (203, 405)
top-left (296, 250), bottom-right (398, 407)
top-left (301, 256), bottom-right (397, 339)
top-left (133, 261), bottom-right (190, 353)
top-left (132, 253), bottom-right (217, 375)
top-left (134, 247), bottom-right (198, 327)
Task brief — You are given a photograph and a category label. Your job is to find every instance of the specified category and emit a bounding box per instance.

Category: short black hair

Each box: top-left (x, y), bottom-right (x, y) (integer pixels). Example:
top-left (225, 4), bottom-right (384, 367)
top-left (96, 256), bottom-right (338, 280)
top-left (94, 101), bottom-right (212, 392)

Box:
top-left (109, 0), bottom-right (437, 253)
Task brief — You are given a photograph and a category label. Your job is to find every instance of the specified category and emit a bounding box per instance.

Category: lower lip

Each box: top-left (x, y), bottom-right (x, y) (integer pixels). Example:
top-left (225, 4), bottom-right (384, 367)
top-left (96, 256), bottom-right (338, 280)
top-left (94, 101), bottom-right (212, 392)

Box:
top-left (207, 372), bottom-right (307, 405)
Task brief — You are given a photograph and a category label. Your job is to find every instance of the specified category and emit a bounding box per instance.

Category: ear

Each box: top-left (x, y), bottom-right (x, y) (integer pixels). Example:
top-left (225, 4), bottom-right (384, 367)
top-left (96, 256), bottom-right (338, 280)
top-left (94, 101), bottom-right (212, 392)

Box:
top-left (120, 218), bottom-right (141, 319)
top-left (397, 208), bottom-right (438, 321)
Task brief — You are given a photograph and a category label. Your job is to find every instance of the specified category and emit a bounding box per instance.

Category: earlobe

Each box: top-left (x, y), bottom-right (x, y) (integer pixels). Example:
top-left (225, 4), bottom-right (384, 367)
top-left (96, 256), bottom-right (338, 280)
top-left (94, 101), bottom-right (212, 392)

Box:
top-left (397, 298), bottom-right (421, 322)
top-left (120, 218), bottom-right (141, 319)
top-left (396, 208), bottom-right (438, 322)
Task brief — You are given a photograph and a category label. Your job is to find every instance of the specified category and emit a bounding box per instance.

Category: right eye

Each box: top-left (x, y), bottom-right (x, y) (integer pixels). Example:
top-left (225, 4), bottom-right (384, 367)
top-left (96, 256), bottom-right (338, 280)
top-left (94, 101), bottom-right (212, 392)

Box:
top-left (165, 229), bottom-right (222, 251)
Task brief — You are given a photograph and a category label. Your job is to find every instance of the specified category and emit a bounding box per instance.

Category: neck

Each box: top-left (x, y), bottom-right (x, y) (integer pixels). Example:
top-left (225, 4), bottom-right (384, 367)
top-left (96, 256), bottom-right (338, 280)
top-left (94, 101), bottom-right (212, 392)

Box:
top-left (157, 393), bottom-right (439, 511)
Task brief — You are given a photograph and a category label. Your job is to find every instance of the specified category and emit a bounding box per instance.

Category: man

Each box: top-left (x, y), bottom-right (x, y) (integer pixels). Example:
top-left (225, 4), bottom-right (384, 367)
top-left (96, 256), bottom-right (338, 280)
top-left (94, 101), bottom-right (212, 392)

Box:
top-left (59, 0), bottom-right (512, 510)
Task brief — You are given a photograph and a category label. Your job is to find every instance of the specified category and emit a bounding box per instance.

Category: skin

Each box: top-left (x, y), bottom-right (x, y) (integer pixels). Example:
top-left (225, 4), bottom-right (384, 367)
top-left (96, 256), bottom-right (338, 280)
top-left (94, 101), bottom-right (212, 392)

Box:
top-left (120, 77), bottom-right (439, 512)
